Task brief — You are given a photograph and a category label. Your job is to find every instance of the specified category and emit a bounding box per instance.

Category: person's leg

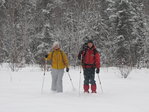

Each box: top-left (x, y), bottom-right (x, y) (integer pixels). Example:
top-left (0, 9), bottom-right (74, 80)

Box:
top-left (56, 69), bottom-right (64, 92)
top-left (51, 69), bottom-right (58, 91)
top-left (83, 68), bottom-right (90, 92)
top-left (89, 68), bottom-right (96, 93)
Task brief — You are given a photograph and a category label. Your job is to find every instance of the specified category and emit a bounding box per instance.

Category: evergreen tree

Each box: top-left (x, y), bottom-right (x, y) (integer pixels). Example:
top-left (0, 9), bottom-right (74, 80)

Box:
top-left (130, 0), bottom-right (148, 68)
top-left (112, 0), bottom-right (146, 66)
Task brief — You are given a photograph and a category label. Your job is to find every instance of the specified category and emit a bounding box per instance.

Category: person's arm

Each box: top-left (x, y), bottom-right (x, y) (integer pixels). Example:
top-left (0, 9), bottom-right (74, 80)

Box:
top-left (95, 52), bottom-right (100, 69)
top-left (63, 52), bottom-right (69, 68)
top-left (95, 52), bottom-right (100, 74)
top-left (78, 50), bottom-right (83, 60)
top-left (45, 52), bottom-right (52, 61)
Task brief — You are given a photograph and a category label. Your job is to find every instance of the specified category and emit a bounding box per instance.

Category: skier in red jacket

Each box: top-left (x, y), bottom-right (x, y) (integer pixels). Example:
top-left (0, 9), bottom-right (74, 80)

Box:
top-left (78, 40), bottom-right (100, 93)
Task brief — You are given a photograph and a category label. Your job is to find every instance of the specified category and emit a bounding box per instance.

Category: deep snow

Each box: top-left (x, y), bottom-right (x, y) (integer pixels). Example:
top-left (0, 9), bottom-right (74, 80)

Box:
top-left (0, 65), bottom-right (149, 112)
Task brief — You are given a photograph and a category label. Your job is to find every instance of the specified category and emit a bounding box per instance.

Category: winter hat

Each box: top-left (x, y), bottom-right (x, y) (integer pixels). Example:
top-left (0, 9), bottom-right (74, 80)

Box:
top-left (87, 40), bottom-right (93, 44)
top-left (52, 41), bottom-right (60, 49)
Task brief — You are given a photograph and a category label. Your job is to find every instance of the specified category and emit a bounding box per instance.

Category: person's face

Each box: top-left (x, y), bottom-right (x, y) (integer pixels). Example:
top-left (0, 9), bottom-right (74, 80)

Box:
top-left (54, 45), bottom-right (59, 50)
top-left (87, 42), bottom-right (93, 48)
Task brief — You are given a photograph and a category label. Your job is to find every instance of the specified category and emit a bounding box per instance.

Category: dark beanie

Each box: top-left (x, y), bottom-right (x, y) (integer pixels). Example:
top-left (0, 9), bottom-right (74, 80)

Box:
top-left (87, 40), bottom-right (93, 44)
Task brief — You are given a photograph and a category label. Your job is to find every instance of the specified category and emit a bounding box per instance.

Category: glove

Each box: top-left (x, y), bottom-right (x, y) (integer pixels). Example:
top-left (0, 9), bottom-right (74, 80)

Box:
top-left (66, 68), bottom-right (69, 72)
top-left (45, 54), bottom-right (48, 58)
top-left (96, 68), bottom-right (100, 74)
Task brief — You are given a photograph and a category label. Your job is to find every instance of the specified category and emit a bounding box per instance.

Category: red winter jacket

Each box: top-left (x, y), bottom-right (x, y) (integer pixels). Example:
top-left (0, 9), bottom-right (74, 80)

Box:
top-left (78, 46), bottom-right (100, 68)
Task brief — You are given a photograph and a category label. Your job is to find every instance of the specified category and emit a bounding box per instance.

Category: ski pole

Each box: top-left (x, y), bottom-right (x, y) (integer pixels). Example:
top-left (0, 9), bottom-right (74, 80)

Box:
top-left (78, 65), bottom-right (82, 96)
top-left (41, 60), bottom-right (47, 94)
top-left (67, 72), bottom-right (75, 90)
top-left (97, 72), bottom-right (103, 93)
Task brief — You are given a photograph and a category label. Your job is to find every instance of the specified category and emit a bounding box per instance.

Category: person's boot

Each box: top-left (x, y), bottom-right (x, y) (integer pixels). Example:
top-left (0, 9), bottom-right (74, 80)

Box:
top-left (91, 84), bottom-right (97, 93)
top-left (84, 85), bottom-right (89, 93)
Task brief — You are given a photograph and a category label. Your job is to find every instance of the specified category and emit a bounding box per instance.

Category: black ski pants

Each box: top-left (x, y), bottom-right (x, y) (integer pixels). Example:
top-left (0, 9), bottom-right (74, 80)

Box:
top-left (83, 68), bottom-right (96, 85)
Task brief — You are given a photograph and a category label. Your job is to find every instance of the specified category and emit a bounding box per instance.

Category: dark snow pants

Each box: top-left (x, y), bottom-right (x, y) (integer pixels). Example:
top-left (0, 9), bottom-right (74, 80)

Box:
top-left (83, 68), bottom-right (96, 85)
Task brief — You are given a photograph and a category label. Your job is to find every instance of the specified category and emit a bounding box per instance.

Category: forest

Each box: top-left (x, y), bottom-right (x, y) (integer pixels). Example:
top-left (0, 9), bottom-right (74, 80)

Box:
top-left (0, 0), bottom-right (149, 71)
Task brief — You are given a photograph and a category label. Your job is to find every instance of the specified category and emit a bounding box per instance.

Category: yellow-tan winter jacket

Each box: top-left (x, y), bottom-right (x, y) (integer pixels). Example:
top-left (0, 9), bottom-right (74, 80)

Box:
top-left (45, 49), bottom-right (69, 69)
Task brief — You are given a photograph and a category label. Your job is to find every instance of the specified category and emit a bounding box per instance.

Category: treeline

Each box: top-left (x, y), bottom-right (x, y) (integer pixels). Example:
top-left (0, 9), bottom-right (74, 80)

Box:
top-left (0, 0), bottom-right (149, 71)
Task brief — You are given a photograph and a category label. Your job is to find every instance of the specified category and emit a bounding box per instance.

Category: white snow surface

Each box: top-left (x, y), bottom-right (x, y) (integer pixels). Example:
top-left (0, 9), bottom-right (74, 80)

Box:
top-left (0, 65), bottom-right (149, 112)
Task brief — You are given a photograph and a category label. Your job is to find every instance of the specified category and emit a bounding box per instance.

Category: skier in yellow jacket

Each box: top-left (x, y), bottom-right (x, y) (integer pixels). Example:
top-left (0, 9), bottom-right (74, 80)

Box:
top-left (45, 41), bottom-right (69, 92)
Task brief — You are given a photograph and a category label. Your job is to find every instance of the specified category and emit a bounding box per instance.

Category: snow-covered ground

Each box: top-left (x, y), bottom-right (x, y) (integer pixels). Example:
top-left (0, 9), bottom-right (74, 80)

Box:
top-left (0, 64), bottom-right (149, 112)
